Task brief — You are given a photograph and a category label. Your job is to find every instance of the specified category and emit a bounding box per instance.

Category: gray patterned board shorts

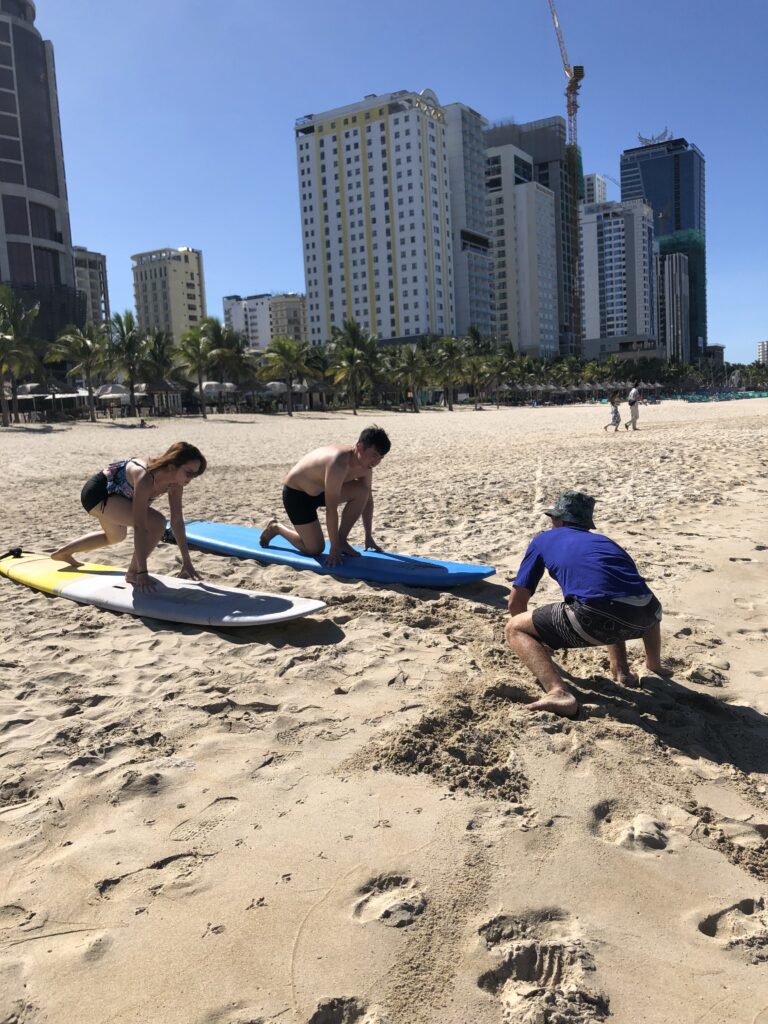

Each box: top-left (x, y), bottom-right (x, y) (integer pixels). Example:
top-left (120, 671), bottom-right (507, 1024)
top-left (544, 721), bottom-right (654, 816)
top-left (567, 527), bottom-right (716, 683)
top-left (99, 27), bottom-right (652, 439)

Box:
top-left (532, 595), bottom-right (662, 650)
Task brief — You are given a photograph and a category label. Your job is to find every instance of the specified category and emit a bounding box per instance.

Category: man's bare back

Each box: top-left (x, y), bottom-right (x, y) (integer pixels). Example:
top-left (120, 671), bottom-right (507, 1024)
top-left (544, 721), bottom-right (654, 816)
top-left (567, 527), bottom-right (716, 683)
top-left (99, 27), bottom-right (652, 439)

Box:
top-left (284, 444), bottom-right (369, 496)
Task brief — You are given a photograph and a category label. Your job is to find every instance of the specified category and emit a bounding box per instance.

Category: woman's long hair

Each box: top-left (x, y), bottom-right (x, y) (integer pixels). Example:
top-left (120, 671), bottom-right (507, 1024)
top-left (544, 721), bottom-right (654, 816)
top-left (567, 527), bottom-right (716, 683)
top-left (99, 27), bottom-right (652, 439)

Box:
top-left (147, 442), bottom-right (207, 477)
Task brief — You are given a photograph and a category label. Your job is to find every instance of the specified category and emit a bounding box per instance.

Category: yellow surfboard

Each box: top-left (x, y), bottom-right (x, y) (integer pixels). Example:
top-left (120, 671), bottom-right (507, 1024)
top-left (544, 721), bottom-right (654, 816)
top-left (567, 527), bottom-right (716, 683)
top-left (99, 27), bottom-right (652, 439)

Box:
top-left (0, 551), bottom-right (325, 627)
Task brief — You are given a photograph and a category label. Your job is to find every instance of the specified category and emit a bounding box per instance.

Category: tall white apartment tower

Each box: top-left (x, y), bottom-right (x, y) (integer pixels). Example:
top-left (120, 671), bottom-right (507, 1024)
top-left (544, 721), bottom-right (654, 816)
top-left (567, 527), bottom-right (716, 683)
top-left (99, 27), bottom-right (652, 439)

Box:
top-left (581, 199), bottom-right (657, 360)
top-left (757, 341), bottom-right (768, 365)
top-left (131, 246), bottom-right (206, 341)
top-left (295, 89), bottom-right (455, 344)
top-left (444, 103), bottom-right (491, 338)
top-left (583, 173), bottom-right (607, 205)
top-left (485, 142), bottom-right (558, 358)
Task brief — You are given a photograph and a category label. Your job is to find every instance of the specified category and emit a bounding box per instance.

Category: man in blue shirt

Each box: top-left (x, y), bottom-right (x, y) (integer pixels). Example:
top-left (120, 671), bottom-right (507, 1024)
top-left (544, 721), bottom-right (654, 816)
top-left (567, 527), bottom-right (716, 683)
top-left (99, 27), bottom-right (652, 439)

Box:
top-left (505, 491), bottom-right (668, 718)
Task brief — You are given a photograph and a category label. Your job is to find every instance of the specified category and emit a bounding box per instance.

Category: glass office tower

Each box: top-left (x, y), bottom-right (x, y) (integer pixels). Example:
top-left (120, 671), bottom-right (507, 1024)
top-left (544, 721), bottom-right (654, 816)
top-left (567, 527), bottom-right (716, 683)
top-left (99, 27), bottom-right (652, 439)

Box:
top-left (0, 0), bottom-right (84, 339)
top-left (621, 138), bottom-right (706, 357)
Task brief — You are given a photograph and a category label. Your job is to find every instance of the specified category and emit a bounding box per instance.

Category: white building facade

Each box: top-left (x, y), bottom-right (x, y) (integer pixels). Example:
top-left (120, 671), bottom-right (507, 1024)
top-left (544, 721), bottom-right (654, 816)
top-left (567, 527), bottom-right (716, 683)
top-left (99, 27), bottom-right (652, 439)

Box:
top-left (223, 293), bottom-right (271, 350)
top-left (580, 199), bottom-right (657, 360)
top-left (444, 103), bottom-right (491, 338)
top-left (583, 173), bottom-right (607, 205)
top-left (295, 89), bottom-right (455, 345)
top-left (485, 142), bottom-right (558, 358)
top-left (757, 341), bottom-right (768, 365)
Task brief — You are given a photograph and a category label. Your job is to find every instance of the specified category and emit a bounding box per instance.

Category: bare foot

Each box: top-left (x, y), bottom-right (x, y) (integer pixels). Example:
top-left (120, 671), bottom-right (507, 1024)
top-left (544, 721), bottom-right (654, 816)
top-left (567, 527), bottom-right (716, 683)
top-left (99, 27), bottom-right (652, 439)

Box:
top-left (338, 541), bottom-right (360, 558)
top-left (260, 518), bottom-right (279, 548)
top-left (615, 671), bottom-right (640, 689)
top-left (50, 550), bottom-right (84, 567)
top-left (526, 689), bottom-right (579, 718)
top-left (645, 661), bottom-right (674, 678)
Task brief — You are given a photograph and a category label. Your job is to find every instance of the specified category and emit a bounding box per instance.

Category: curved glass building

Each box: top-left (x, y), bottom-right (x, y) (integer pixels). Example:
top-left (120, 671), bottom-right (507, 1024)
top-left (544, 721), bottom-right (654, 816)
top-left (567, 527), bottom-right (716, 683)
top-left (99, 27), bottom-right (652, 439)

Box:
top-left (0, 0), bottom-right (84, 338)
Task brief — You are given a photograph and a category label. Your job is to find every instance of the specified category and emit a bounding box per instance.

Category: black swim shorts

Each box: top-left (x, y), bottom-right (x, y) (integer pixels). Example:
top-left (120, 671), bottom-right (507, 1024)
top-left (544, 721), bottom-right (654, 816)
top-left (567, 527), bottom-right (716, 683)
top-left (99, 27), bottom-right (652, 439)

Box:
top-left (81, 472), bottom-right (109, 513)
top-left (532, 594), bottom-right (662, 650)
top-left (282, 485), bottom-right (325, 526)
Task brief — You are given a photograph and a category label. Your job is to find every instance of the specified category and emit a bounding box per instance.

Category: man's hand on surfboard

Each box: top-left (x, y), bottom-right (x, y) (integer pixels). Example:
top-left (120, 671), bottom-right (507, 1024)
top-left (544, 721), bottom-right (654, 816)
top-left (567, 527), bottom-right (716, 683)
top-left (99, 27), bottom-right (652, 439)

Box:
top-left (364, 536), bottom-right (383, 553)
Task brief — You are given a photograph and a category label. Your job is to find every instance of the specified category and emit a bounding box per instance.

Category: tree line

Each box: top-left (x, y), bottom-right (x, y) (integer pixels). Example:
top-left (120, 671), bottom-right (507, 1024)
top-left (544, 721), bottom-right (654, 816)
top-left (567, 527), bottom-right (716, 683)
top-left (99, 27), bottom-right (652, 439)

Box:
top-left (1, 291), bottom-right (766, 428)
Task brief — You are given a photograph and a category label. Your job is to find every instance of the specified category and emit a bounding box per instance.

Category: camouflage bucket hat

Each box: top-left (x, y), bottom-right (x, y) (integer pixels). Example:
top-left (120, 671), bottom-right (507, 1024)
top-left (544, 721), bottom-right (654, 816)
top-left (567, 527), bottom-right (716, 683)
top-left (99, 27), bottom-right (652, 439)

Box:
top-left (544, 490), bottom-right (596, 529)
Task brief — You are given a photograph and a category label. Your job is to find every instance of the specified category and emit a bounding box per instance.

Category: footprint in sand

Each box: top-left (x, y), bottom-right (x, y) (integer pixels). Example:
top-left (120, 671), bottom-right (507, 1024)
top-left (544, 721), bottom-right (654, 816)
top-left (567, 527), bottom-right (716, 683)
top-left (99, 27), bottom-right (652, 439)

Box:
top-left (477, 909), bottom-right (609, 1023)
top-left (615, 814), bottom-right (669, 852)
top-left (353, 873), bottom-right (426, 928)
top-left (96, 851), bottom-right (212, 901)
top-left (733, 597), bottom-right (756, 611)
top-left (169, 796), bottom-right (238, 844)
top-left (699, 897), bottom-right (768, 963)
top-left (306, 997), bottom-right (385, 1023)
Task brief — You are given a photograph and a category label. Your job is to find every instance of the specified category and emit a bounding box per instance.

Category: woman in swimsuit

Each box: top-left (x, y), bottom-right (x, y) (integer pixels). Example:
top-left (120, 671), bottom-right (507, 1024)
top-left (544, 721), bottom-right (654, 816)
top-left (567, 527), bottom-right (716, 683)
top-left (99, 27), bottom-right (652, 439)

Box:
top-left (51, 441), bottom-right (207, 593)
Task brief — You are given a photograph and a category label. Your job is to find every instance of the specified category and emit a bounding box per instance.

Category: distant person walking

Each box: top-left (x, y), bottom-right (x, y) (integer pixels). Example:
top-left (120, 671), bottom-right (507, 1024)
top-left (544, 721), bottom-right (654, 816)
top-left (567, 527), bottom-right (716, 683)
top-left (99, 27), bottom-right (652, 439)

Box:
top-left (625, 381), bottom-right (642, 431)
top-left (603, 391), bottom-right (621, 432)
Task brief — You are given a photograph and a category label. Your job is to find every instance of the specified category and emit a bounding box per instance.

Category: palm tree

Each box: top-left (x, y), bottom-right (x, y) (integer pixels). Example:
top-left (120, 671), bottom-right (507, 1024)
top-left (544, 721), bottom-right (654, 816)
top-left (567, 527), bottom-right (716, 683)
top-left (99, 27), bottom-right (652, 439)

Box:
top-left (396, 344), bottom-right (428, 412)
top-left (201, 318), bottom-right (255, 385)
top-left (140, 328), bottom-right (178, 384)
top-left (259, 336), bottom-right (311, 417)
top-left (435, 336), bottom-right (464, 411)
top-left (175, 326), bottom-right (217, 418)
top-left (464, 353), bottom-right (489, 410)
top-left (46, 323), bottom-right (107, 423)
top-left (304, 343), bottom-right (333, 410)
top-left (0, 285), bottom-right (40, 425)
top-left (110, 311), bottom-right (146, 417)
top-left (330, 319), bottom-right (375, 415)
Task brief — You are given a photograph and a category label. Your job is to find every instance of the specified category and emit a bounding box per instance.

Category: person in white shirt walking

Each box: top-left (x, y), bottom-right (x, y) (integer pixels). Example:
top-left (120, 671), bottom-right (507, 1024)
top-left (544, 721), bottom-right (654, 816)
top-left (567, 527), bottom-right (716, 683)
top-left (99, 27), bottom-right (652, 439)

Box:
top-left (625, 381), bottom-right (642, 431)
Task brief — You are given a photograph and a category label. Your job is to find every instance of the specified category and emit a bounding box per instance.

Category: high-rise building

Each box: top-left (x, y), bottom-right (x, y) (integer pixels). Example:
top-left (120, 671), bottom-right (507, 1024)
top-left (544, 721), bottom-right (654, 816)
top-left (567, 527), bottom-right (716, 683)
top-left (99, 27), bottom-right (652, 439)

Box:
top-left (485, 117), bottom-right (581, 357)
top-left (444, 103), bottom-right (491, 338)
top-left (131, 247), bottom-right (206, 341)
top-left (73, 246), bottom-right (109, 325)
top-left (583, 173), bottom-right (607, 205)
top-left (620, 137), bottom-right (706, 357)
top-left (223, 293), bottom-right (271, 350)
top-left (580, 199), bottom-right (657, 361)
top-left (656, 251), bottom-right (690, 363)
top-left (295, 88), bottom-right (455, 345)
top-left (0, 0), bottom-right (84, 340)
top-left (485, 141), bottom-right (558, 358)
top-left (269, 292), bottom-right (307, 345)
top-left (758, 341), bottom-right (768, 366)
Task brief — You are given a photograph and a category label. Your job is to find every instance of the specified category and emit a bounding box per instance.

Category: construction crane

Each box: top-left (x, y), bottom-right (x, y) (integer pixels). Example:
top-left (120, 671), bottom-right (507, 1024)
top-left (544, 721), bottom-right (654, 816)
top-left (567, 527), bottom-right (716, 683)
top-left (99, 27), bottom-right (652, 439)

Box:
top-left (547, 0), bottom-right (585, 148)
top-left (546, 0), bottom-right (584, 355)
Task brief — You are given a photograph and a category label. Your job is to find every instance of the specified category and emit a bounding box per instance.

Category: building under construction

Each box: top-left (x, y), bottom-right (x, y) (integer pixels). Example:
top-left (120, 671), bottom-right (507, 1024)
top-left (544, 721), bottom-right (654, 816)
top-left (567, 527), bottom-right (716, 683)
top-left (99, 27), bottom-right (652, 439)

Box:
top-left (485, 117), bottom-right (583, 358)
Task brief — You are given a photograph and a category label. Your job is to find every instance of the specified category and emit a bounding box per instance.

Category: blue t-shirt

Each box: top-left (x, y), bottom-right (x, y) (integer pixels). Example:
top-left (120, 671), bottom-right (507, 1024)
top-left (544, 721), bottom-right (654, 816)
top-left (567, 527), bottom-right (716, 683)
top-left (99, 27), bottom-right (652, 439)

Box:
top-left (514, 527), bottom-right (651, 602)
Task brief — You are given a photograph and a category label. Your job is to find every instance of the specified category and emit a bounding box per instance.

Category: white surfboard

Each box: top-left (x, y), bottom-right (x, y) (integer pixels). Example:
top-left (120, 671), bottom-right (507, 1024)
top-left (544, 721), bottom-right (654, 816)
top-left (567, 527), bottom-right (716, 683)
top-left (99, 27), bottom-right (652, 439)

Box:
top-left (0, 552), bottom-right (326, 627)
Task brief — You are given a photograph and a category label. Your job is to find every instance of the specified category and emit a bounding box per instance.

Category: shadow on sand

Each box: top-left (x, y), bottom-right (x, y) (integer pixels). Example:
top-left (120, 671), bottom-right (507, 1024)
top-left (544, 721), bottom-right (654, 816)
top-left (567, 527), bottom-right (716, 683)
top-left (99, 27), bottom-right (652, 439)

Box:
top-left (566, 670), bottom-right (768, 775)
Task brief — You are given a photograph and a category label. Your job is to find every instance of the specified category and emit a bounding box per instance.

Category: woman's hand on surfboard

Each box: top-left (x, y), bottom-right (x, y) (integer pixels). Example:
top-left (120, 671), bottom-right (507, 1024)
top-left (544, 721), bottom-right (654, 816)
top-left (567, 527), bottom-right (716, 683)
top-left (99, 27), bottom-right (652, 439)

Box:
top-left (129, 572), bottom-right (158, 593)
top-left (177, 563), bottom-right (202, 581)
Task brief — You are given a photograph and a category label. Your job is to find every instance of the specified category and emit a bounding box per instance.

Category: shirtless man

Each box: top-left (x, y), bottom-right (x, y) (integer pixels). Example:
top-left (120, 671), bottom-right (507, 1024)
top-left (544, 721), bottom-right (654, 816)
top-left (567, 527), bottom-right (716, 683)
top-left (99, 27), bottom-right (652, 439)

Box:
top-left (260, 425), bottom-right (391, 567)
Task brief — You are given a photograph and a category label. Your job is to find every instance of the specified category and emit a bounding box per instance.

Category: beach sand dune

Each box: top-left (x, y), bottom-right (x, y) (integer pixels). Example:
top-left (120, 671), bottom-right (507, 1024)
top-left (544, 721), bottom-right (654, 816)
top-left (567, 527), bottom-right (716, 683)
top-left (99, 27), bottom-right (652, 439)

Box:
top-left (1, 400), bottom-right (767, 1023)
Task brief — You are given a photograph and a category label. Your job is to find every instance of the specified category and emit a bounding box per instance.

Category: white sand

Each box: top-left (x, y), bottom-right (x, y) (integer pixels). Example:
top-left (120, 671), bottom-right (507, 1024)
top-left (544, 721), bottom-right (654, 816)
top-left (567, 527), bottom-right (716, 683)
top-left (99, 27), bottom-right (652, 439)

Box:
top-left (1, 399), bottom-right (767, 1024)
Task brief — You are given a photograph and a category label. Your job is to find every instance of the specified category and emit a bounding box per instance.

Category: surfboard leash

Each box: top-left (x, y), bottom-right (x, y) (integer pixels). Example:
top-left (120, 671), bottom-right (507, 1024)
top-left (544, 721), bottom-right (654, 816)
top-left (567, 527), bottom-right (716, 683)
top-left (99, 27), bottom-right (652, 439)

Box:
top-left (0, 547), bottom-right (23, 560)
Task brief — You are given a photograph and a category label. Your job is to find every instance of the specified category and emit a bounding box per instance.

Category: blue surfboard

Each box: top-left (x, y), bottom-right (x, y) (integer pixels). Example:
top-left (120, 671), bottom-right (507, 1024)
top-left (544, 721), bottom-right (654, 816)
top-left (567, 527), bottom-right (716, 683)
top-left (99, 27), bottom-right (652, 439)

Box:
top-left (182, 522), bottom-right (495, 588)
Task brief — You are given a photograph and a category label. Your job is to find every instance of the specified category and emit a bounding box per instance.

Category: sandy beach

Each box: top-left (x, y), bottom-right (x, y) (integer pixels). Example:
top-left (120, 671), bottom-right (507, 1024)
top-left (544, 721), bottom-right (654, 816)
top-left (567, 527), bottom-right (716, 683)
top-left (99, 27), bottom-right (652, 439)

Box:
top-left (1, 398), bottom-right (767, 1024)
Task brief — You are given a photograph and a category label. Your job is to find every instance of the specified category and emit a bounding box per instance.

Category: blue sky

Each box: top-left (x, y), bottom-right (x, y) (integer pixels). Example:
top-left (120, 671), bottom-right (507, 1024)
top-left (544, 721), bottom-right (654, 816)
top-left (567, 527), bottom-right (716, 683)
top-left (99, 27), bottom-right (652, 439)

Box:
top-left (40, 0), bottom-right (767, 363)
